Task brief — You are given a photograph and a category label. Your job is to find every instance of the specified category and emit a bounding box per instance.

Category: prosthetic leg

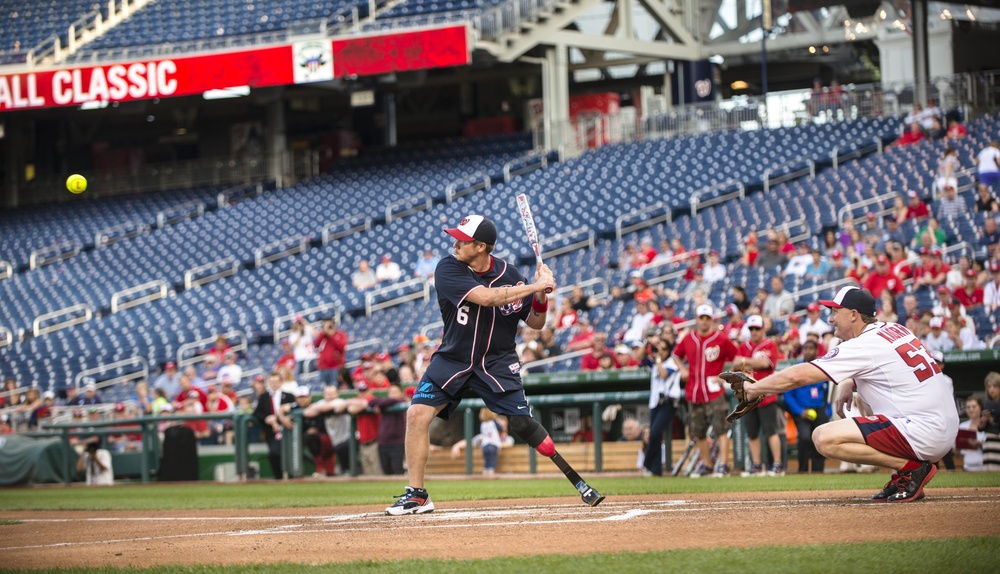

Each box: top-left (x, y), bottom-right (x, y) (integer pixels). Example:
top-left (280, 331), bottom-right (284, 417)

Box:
top-left (508, 415), bottom-right (605, 506)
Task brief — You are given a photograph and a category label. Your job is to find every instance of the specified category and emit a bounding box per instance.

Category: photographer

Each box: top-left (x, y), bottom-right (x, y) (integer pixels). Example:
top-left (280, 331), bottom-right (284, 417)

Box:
top-left (313, 318), bottom-right (348, 387)
top-left (642, 328), bottom-right (681, 477)
top-left (76, 439), bottom-right (114, 485)
top-left (981, 372), bottom-right (1000, 471)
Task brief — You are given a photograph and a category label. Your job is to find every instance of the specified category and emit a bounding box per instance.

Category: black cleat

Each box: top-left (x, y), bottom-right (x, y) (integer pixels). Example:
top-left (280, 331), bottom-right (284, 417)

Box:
top-left (871, 473), bottom-right (901, 502)
top-left (887, 461), bottom-right (936, 503)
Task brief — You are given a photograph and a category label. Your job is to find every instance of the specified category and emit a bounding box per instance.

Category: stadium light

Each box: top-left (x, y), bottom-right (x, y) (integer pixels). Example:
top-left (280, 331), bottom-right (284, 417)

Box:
top-left (203, 86), bottom-right (251, 100)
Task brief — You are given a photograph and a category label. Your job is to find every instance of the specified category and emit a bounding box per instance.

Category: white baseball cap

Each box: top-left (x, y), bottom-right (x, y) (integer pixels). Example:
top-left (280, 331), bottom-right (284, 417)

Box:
top-left (745, 315), bottom-right (764, 329)
top-left (444, 215), bottom-right (497, 245)
top-left (929, 317), bottom-right (944, 329)
top-left (696, 304), bottom-right (715, 318)
top-left (295, 385), bottom-right (311, 397)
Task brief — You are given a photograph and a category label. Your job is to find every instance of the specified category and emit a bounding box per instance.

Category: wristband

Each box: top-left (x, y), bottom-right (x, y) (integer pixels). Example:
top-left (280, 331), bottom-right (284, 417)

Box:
top-left (532, 298), bottom-right (548, 313)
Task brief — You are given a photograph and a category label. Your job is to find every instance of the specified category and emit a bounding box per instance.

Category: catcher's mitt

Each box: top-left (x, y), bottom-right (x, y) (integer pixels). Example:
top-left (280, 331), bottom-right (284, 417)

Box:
top-left (719, 371), bottom-right (764, 423)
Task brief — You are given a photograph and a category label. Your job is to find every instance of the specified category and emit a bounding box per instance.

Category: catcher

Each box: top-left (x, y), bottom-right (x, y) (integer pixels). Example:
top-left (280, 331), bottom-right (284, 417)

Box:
top-left (719, 287), bottom-right (958, 502)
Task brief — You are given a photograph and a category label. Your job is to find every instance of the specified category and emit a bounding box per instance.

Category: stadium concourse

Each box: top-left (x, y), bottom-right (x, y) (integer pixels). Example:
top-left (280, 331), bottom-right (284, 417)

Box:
top-left (1, 111), bottom-right (1000, 406)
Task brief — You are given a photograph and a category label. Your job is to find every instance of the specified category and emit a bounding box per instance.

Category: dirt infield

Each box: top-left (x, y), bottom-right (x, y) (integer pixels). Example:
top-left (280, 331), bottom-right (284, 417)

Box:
top-left (3, 488), bottom-right (999, 570)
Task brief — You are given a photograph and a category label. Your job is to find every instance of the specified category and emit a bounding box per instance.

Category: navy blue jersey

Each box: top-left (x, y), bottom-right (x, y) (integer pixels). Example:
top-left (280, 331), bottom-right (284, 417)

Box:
top-left (424, 254), bottom-right (532, 394)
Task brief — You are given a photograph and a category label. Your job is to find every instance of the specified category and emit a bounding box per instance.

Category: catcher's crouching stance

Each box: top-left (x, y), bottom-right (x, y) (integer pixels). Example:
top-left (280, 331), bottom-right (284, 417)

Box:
top-left (719, 286), bottom-right (958, 503)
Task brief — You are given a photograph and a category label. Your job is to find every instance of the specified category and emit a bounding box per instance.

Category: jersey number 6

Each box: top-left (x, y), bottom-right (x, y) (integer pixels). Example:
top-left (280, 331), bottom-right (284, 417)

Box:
top-left (895, 340), bottom-right (942, 382)
top-left (456, 305), bottom-right (470, 325)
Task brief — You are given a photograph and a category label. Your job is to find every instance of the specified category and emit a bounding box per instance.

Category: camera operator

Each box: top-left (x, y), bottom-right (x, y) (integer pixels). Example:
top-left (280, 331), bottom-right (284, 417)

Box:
top-left (76, 438), bottom-right (114, 485)
top-left (641, 327), bottom-right (681, 477)
top-left (981, 372), bottom-right (1000, 470)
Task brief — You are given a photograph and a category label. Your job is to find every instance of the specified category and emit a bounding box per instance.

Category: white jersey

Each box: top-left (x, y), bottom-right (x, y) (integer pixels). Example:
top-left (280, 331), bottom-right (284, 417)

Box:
top-left (810, 321), bottom-right (959, 461)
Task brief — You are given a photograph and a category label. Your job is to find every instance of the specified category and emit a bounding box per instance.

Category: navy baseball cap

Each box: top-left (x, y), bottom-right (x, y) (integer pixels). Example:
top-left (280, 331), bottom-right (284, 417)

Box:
top-left (820, 286), bottom-right (876, 316)
top-left (445, 215), bottom-right (497, 245)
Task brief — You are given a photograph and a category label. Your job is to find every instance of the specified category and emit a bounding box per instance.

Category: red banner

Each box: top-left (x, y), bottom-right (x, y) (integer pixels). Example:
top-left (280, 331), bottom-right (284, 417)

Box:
top-left (0, 25), bottom-right (469, 112)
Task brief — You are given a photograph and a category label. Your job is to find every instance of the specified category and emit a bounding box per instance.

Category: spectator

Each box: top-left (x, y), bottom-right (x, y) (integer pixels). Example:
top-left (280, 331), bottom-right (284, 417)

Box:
top-left (614, 344), bottom-right (639, 369)
top-left (253, 372), bottom-right (296, 479)
top-left (287, 318), bottom-right (317, 377)
top-left (981, 218), bottom-right (1000, 255)
top-left (985, 260), bottom-right (1000, 312)
top-left (783, 340), bottom-right (830, 473)
top-left (295, 386), bottom-right (332, 477)
top-left (736, 315), bottom-right (784, 476)
top-left (722, 304), bottom-right (745, 342)
top-left (636, 237), bottom-right (658, 266)
top-left (351, 259), bottom-right (378, 290)
top-left (904, 190), bottom-right (930, 221)
top-left (76, 438), bottom-right (114, 485)
top-left (974, 141), bottom-right (1000, 190)
top-left (802, 248), bottom-right (831, 280)
top-left (375, 352), bottom-right (400, 385)
top-left (923, 317), bottom-right (951, 353)
top-left (784, 243), bottom-right (813, 277)
top-left (199, 354), bottom-right (222, 383)
top-left (888, 241), bottom-right (916, 280)
top-left (913, 247), bottom-right (950, 290)
top-left (216, 350), bottom-right (243, 387)
top-left (553, 297), bottom-right (578, 331)
top-left (132, 381), bottom-right (155, 415)
top-left (730, 286), bottom-right (751, 313)
top-left (702, 250), bottom-right (726, 283)
top-left (78, 383), bottom-right (103, 406)
top-left (413, 249), bottom-right (440, 283)
top-left (571, 414), bottom-right (596, 443)
top-left (740, 233), bottom-right (759, 266)
top-left (537, 327), bottom-right (561, 358)
top-left (458, 408), bottom-right (508, 476)
top-left (799, 302), bottom-right (831, 345)
top-left (622, 300), bottom-right (655, 346)
top-left (376, 254), bottom-right (402, 283)
top-left (348, 383), bottom-right (382, 476)
top-left (876, 290), bottom-right (899, 323)
top-left (153, 362), bottom-right (181, 399)
top-left (681, 268), bottom-right (712, 299)
top-left (580, 332), bottom-right (615, 371)
top-left (205, 335), bottom-right (231, 363)
top-left (314, 318), bottom-right (348, 387)
top-left (862, 254), bottom-right (904, 300)
top-left (948, 314), bottom-right (985, 351)
top-left (893, 122), bottom-right (926, 147)
top-left (274, 339), bottom-right (296, 373)
top-left (935, 182), bottom-right (968, 222)
top-left (954, 269), bottom-right (984, 310)
top-left (181, 391), bottom-right (211, 445)
top-left (175, 374), bottom-right (207, 410)
top-left (205, 385), bottom-right (235, 444)
top-left (891, 195), bottom-right (909, 223)
top-left (672, 304), bottom-right (739, 477)
top-left (935, 147), bottom-right (960, 196)
top-left (824, 250), bottom-right (847, 282)
top-left (755, 237), bottom-right (788, 270)
top-left (763, 276), bottom-right (795, 320)
top-left (28, 390), bottom-right (56, 429)
top-left (369, 383), bottom-right (409, 475)
top-left (568, 284), bottom-right (605, 317)
top-left (0, 414), bottom-right (12, 434)
top-left (975, 183), bottom-right (1000, 214)
top-left (958, 397), bottom-right (986, 472)
top-left (945, 118), bottom-right (967, 140)
top-left (303, 385), bottom-right (354, 476)
top-left (981, 372), bottom-right (1000, 471)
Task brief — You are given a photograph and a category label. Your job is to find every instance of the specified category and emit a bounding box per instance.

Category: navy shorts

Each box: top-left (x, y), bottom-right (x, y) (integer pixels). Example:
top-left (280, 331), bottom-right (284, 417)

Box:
top-left (411, 374), bottom-right (530, 421)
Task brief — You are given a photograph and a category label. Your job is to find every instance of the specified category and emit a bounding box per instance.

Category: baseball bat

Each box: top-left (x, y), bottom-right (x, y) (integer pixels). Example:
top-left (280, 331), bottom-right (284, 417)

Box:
top-left (515, 193), bottom-right (552, 293)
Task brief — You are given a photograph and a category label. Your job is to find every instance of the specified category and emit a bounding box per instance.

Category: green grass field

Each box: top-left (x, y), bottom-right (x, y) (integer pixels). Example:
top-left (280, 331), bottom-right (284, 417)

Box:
top-left (2, 472), bottom-right (998, 511)
top-left (3, 473), bottom-right (998, 573)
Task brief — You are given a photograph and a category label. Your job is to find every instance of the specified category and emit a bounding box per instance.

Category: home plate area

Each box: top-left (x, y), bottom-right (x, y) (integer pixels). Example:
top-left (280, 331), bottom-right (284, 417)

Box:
top-left (2, 491), bottom-right (998, 569)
